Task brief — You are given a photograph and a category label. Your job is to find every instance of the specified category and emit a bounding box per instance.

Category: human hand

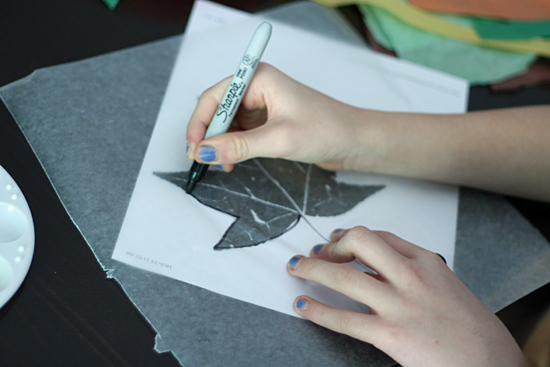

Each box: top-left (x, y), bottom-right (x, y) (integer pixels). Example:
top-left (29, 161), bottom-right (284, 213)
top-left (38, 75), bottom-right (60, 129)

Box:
top-left (186, 63), bottom-right (377, 172)
top-left (287, 227), bottom-right (527, 367)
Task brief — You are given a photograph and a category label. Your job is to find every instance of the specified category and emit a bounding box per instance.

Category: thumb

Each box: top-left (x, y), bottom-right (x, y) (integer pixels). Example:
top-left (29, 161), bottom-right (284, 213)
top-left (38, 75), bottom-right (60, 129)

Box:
top-left (194, 120), bottom-right (296, 165)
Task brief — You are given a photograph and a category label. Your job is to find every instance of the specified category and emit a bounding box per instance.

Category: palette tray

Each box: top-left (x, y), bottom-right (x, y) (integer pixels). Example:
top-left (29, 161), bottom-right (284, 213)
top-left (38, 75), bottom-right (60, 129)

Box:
top-left (0, 165), bottom-right (34, 308)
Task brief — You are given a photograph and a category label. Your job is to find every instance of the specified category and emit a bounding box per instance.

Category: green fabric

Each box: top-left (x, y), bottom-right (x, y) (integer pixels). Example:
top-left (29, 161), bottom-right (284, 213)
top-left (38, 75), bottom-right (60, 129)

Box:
top-left (101, 0), bottom-right (119, 10)
top-left (471, 18), bottom-right (550, 40)
top-left (359, 4), bottom-right (537, 85)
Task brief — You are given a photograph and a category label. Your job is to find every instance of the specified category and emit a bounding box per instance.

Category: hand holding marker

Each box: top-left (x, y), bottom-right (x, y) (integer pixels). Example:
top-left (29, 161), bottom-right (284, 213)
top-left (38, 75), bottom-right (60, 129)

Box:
top-left (186, 22), bottom-right (272, 193)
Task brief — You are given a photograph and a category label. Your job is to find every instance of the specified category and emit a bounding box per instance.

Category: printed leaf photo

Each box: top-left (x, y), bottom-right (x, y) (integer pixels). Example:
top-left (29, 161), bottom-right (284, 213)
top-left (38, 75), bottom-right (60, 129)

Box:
top-left (155, 158), bottom-right (384, 250)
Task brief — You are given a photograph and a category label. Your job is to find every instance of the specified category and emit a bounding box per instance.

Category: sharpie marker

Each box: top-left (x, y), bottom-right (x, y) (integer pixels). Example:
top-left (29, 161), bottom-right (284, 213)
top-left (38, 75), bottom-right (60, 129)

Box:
top-left (185, 22), bottom-right (272, 193)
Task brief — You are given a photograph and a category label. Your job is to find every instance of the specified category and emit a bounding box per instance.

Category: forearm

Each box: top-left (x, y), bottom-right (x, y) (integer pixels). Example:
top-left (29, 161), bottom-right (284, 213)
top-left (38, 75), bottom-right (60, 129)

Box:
top-left (188, 64), bottom-right (548, 202)
top-left (351, 105), bottom-right (550, 202)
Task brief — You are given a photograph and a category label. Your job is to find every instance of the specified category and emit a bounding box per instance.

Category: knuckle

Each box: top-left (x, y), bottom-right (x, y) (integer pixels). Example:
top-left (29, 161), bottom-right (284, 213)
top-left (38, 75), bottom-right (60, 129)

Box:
top-left (398, 262), bottom-right (425, 289)
top-left (200, 78), bottom-right (231, 102)
top-left (198, 88), bottom-right (210, 100)
top-left (199, 85), bottom-right (218, 100)
top-left (332, 265), bottom-right (356, 286)
top-left (228, 134), bottom-right (250, 163)
top-left (342, 226), bottom-right (371, 247)
top-left (256, 62), bottom-right (271, 74)
top-left (256, 63), bottom-right (279, 81)
top-left (333, 311), bottom-right (354, 332)
top-left (374, 230), bottom-right (394, 240)
top-left (425, 250), bottom-right (445, 265)
top-left (329, 226), bottom-right (371, 259)
top-left (377, 321), bottom-right (402, 349)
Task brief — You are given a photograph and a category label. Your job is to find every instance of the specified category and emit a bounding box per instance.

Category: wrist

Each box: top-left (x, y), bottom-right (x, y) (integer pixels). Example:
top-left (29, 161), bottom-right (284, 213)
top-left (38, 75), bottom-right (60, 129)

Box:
top-left (341, 108), bottom-right (405, 174)
top-left (348, 109), bottom-right (458, 181)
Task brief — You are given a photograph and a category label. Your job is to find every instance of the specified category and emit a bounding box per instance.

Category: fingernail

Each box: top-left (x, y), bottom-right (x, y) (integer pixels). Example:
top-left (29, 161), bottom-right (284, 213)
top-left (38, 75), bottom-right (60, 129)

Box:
top-left (199, 145), bottom-right (217, 162)
top-left (330, 228), bottom-right (344, 241)
top-left (288, 255), bottom-right (303, 270)
top-left (311, 244), bottom-right (324, 256)
top-left (295, 298), bottom-right (308, 310)
top-left (216, 164), bottom-right (224, 170)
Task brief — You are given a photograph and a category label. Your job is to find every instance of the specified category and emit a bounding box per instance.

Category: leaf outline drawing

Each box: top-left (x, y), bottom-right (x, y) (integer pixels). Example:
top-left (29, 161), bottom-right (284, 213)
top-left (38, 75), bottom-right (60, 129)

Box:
top-left (154, 158), bottom-right (384, 250)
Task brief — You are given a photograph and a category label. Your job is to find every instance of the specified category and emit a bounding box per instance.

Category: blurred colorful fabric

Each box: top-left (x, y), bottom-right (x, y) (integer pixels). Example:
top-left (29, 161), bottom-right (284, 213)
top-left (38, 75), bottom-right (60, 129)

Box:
top-left (409, 0), bottom-right (550, 21)
top-left (101, 0), bottom-right (119, 10)
top-left (315, 0), bottom-right (550, 87)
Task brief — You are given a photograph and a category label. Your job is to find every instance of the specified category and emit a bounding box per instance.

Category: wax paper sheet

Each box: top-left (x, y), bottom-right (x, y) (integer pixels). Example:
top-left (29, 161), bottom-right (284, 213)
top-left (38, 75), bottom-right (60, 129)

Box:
top-left (1, 2), bottom-right (549, 366)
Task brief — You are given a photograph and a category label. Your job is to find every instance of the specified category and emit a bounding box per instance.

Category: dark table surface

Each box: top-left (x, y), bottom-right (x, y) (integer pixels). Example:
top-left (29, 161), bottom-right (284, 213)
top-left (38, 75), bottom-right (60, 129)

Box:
top-left (0, 1), bottom-right (549, 365)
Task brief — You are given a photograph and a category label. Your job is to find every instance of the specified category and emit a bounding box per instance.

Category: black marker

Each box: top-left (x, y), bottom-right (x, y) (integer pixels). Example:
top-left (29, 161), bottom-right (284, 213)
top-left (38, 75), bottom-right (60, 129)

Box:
top-left (186, 22), bottom-right (272, 193)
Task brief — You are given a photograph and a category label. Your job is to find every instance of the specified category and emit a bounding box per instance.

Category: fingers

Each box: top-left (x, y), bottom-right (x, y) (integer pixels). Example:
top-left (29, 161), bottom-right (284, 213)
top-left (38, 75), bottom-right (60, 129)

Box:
top-left (287, 226), bottom-right (436, 315)
top-left (185, 62), bottom-right (349, 167)
top-left (186, 63), bottom-right (277, 164)
top-left (285, 229), bottom-right (411, 349)
top-left (186, 77), bottom-right (232, 158)
top-left (186, 78), bottom-right (279, 165)
top-left (371, 230), bottom-right (424, 260)
top-left (312, 226), bottom-right (410, 277)
top-left (189, 119), bottom-right (297, 165)
top-left (328, 227), bottom-right (423, 260)
top-left (287, 255), bottom-right (390, 306)
top-left (287, 229), bottom-right (509, 367)
top-left (292, 296), bottom-right (379, 344)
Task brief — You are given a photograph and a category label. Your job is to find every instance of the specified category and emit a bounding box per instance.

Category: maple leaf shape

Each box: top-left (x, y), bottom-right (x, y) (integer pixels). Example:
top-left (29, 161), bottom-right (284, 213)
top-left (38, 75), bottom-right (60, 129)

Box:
top-left (154, 158), bottom-right (384, 250)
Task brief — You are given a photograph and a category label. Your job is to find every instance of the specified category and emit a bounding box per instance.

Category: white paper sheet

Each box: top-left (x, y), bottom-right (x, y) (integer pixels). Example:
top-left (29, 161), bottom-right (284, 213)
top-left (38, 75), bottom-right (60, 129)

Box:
top-left (112, 1), bottom-right (468, 317)
top-left (185, 0), bottom-right (248, 33)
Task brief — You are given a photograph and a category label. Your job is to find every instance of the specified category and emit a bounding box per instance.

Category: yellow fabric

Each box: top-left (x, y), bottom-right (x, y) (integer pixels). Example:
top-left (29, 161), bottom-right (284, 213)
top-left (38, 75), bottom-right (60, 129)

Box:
top-left (409, 0), bottom-right (550, 21)
top-left (523, 307), bottom-right (550, 367)
top-left (313, 0), bottom-right (550, 56)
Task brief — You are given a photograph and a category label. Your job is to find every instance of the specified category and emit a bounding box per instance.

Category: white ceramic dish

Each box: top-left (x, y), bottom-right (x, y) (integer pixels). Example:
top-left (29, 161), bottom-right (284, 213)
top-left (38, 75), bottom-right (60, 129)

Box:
top-left (0, 165), bottom-right (34, 308)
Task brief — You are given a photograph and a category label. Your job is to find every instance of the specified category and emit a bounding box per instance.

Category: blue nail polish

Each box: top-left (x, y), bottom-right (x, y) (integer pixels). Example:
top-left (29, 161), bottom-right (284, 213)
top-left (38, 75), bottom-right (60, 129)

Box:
top-left (312, 244), bottom-right (324, 255)
top-left (216, 164), bottom-right (224, 170)
top-left (199, 145), bottom-right (217, 162)
top-left (288, 256), bottom-right (302, 270)
top-left (186, 145), bottom-right (189, 154)
top-left (333, 228), bottom-right (343, 235)
top-left (296, 298), bottom-right (308, 310)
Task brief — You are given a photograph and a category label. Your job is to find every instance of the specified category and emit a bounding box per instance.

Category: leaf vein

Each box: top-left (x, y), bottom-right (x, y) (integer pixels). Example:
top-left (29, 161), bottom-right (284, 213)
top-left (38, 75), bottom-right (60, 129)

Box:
top-left (199, 181), bottom-right (298, 214)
